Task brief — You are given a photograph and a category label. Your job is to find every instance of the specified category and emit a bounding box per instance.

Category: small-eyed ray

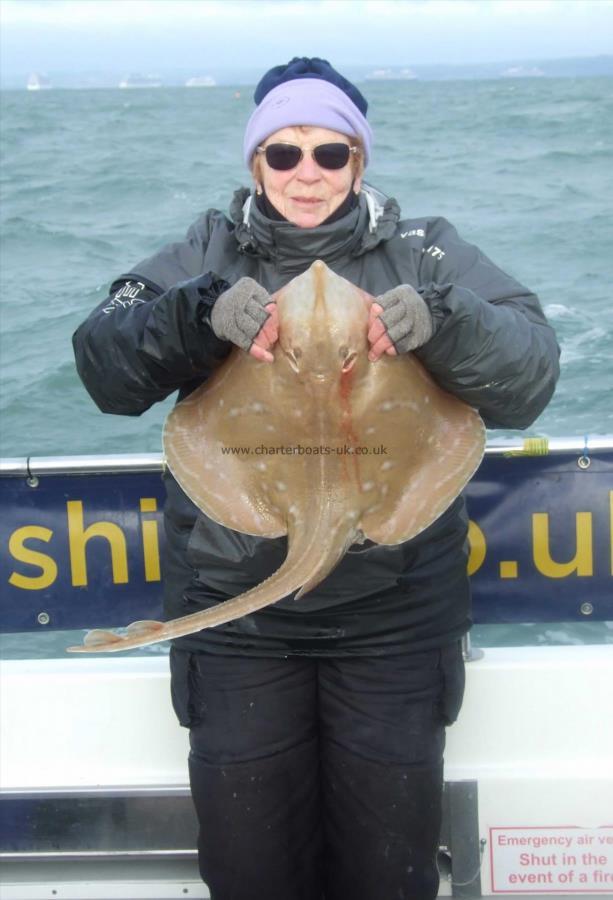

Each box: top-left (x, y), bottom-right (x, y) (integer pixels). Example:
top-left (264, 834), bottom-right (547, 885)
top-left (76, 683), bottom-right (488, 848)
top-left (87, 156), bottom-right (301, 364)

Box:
top-left (68, 261), bottom-right (485, 652)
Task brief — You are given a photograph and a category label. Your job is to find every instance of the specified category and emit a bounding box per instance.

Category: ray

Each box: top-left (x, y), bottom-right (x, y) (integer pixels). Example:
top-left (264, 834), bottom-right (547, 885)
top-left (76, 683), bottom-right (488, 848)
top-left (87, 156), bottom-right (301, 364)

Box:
top-left (67, 261), bottom-right (485, 653)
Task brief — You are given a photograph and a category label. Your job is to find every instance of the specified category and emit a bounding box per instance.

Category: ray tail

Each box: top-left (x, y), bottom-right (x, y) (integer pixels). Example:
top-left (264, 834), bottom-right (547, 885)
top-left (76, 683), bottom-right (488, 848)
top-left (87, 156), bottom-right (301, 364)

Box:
top-left (67, 498), bottom-right (357, 653)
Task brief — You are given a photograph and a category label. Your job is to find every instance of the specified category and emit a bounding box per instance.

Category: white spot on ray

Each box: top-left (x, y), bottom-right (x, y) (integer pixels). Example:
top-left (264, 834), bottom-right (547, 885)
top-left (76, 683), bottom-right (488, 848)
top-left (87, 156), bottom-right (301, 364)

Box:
top-left (377, 399), bottom-right (415, 413)
top-left (361, 481), bottom-right (375, 492)
top-left (381, 460), bottom-right (395, 471)
top-left (275, 481), bottom-right (287, 492)
top-left (256, 462), bottom-right (267, 472)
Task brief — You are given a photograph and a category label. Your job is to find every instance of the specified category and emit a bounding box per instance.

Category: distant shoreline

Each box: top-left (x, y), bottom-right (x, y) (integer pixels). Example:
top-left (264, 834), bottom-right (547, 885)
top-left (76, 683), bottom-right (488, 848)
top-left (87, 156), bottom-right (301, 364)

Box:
top-left (2, 54), bottom-right (612, 91)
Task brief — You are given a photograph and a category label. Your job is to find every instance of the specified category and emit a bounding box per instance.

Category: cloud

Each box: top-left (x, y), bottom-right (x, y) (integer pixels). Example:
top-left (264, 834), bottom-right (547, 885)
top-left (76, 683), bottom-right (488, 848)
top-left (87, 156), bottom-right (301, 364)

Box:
top-left (1, 0), bottom-right (612, 77)
top-left (1, 0), bottom-right (318, 28)
top-left (2, 0), bottom-right (611, 29)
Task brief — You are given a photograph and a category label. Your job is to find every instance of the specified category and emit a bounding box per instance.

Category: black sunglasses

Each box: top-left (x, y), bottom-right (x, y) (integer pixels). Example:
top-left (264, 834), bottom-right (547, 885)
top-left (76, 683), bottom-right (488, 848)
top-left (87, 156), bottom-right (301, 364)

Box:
top-left (256, 142), bottom-right (358, 171)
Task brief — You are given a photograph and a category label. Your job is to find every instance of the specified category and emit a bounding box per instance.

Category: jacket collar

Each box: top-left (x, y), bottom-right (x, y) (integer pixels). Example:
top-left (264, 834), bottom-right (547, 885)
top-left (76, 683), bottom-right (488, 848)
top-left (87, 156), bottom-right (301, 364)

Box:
top-left (230, 184), bottom-right (400, 275)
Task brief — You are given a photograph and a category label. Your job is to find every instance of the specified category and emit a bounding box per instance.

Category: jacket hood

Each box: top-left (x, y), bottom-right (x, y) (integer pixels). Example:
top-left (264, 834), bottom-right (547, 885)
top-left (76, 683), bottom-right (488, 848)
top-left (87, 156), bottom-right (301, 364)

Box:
top-left (230, 184), bottom-right (400, 273)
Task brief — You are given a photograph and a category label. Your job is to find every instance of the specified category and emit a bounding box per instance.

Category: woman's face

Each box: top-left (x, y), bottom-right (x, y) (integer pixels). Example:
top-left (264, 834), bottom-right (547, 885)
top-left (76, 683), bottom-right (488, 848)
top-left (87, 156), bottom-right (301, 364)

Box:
top-left (254, 125), bottom-right (362, 228)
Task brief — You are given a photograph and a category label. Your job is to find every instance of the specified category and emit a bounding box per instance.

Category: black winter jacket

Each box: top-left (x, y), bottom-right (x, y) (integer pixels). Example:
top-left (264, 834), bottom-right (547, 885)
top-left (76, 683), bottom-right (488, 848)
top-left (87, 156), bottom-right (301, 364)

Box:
top-left (73, 186), bottom-right (560, 656)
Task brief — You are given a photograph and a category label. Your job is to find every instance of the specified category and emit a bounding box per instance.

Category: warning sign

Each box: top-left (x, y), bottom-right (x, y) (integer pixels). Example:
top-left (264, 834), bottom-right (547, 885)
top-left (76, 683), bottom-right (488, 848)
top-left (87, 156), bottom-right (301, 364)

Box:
top-left (490, 826), bottom-right (613, 893)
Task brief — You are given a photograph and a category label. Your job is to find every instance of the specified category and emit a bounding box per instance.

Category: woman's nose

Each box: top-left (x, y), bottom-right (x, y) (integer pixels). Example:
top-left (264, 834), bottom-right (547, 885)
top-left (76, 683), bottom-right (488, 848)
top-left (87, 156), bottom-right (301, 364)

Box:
top-left (295, 152), bottom-right (321, 181)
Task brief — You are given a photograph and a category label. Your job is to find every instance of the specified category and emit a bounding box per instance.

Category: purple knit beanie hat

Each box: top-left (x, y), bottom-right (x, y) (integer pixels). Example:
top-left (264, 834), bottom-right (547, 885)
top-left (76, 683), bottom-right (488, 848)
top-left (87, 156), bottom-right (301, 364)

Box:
top-left (243, 57), bottom-right (373, 167)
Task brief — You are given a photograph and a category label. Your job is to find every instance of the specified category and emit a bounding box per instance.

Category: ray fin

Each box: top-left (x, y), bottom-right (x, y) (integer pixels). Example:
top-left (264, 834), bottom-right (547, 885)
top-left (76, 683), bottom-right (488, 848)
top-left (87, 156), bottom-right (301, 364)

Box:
top-left (126, 620), bottom-right (165, 637)
top-left (66, 629), bottom-right (126, 652)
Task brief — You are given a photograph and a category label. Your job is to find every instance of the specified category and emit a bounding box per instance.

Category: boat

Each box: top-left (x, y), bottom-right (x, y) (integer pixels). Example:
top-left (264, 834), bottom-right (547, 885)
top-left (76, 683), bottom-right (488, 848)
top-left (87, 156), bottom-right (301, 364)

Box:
top-left (118, 74), bottom-right (163, 89)
top-left (366, 67), bottom-right (417, 80)
top-left (1, 436), bottom-right (612, 898)
top-left (502, 66), bottom-right (545, 79)
top-left (26, 73), bottom-right (52, 91)
top-left (185, 76), bottom-right (216, 88)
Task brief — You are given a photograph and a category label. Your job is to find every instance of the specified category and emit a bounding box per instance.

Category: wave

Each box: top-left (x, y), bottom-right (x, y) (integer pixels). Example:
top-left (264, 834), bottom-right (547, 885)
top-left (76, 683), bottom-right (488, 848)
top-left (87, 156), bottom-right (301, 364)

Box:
top-left (0, 76), bottom-right (611, 457)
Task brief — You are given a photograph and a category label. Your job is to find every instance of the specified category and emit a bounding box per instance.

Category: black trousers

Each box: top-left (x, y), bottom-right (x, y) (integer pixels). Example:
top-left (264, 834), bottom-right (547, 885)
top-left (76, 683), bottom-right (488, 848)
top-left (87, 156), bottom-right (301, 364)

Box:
top-left (170, 644), bottom-right (465, 900)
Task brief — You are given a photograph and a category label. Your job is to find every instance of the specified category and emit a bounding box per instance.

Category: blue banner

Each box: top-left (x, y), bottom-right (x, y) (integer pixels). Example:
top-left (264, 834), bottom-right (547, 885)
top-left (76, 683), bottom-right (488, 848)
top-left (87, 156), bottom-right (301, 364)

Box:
top-left (1, 450), bottom-right (612, 631)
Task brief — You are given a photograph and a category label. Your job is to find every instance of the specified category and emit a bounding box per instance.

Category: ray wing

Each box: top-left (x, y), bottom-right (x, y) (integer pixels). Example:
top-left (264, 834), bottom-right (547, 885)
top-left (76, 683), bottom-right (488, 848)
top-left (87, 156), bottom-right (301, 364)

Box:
top-left (163, 349), bottom-right (319, 537)
top-left (349, 353), bottom-right (485, 544)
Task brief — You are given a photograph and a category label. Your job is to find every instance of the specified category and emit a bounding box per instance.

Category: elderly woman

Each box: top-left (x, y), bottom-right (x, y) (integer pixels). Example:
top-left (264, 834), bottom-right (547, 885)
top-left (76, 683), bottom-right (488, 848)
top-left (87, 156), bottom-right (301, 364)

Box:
top-left (74, 58), bottom-right (559, 900)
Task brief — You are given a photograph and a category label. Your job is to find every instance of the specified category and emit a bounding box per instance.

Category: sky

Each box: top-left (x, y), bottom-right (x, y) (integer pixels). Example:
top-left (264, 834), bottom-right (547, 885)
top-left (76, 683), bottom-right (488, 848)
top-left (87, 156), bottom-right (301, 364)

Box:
top-left (1, 0), bottom-right (612, 83)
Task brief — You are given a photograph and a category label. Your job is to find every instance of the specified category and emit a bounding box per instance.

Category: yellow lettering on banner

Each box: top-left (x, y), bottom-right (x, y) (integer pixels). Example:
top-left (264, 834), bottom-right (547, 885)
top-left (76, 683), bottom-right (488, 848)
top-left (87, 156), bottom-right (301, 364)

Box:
top-left (532, 512), bottom-right (593, 577)
top-left (467, 520), bottom-right (486, 575)
top-left (67, 500), bottom-right (128, 586)
top-left (140, 498), bottom-right (161, 582)
top-left (500, 561), bottom-right (519, 578)
top-left (8, 526), bottom-right (58, 590)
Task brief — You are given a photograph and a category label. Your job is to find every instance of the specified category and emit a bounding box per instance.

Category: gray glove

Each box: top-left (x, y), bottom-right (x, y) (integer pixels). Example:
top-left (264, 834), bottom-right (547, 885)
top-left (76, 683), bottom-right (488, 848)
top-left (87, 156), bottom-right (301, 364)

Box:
top-left (375, 285), bottom-right (434, 353)
top-left (210, 277), bottom-right (272, 351)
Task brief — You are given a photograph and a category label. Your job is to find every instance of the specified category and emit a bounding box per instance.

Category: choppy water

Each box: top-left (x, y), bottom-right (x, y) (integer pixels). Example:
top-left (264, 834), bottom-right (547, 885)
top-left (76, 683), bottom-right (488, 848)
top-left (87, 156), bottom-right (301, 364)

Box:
top-left (1, 77), bottom-right (612, 656)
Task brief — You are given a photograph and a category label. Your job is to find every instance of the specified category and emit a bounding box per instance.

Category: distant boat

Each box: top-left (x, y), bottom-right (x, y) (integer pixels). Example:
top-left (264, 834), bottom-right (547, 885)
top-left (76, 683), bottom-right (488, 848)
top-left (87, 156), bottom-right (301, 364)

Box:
top-left (366, 68), bottom-right (417, 81)
top-left (26, 73), bottom-right (52, 91)
top-left (185, 75), bottom-right (216, 88)
top-left (119, 73), bottom-right (163, 89)
top-left (502, 66), bottom-right (545, 78)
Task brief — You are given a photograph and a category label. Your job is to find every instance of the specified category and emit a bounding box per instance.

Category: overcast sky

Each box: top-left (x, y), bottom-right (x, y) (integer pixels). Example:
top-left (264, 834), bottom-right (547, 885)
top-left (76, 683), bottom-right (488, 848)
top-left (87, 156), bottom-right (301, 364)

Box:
top-left (1, 0), bottom-right (612, 80)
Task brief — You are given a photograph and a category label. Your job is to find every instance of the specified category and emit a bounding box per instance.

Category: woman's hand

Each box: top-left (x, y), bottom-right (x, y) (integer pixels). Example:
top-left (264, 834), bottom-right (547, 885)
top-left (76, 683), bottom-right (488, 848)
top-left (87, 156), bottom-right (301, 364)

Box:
top-left (210, 278), bottom-right (278, 362)
top-left (367, 299), bottom-right (397, 361)
top-left (250, 301), bottom-right (278, 362)
top-left (366, 285), bottom-right (434, 362)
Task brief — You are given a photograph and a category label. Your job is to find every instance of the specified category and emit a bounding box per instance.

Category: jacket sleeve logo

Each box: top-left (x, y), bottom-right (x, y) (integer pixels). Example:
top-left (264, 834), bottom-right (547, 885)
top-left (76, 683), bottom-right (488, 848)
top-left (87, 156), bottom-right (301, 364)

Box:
top-left (103, 281), bottom-right (147, 314)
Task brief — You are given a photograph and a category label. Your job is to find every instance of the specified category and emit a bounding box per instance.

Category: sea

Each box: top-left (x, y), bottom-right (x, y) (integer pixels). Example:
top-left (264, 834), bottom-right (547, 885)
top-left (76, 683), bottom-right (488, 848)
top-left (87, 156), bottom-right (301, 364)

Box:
top-left (1, 77), bottom-right (612, 657)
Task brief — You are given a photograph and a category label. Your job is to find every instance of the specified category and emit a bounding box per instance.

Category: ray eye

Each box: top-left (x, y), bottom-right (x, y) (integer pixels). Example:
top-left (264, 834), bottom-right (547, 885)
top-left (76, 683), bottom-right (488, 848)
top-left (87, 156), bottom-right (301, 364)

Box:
top-left (284, 346), bottom-right (302, 373)
top-left (341, 350), bottom-right (357, 373)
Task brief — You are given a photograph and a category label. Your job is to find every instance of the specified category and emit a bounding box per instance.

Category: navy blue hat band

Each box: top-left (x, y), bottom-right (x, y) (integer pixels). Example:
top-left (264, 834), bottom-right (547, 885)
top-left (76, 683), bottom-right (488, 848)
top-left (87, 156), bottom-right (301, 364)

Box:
top-left (254, 57), bottom-right (368, 117)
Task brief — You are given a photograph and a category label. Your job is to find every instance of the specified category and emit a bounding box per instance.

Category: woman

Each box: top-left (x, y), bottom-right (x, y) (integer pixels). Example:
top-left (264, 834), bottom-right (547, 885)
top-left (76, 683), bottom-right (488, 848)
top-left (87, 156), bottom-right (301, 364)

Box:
top-left (74, 57), bottom-right (559, 900)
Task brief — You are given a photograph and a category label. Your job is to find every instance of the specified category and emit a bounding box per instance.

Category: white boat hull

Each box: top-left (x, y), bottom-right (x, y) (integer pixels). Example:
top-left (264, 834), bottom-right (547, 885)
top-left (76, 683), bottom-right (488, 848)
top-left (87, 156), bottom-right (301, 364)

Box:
top-left (2, 645), bottom-right (612, 898)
